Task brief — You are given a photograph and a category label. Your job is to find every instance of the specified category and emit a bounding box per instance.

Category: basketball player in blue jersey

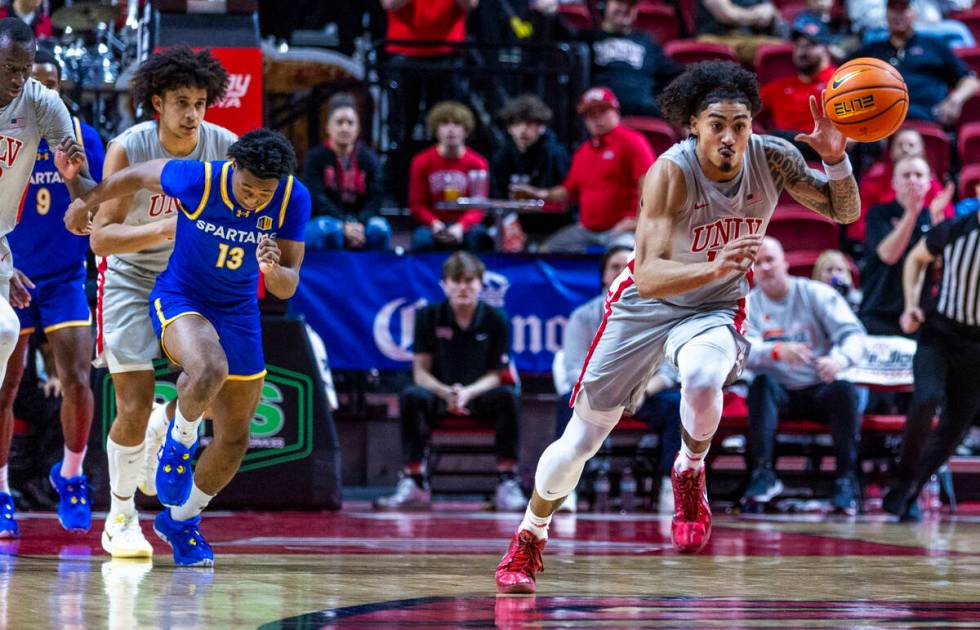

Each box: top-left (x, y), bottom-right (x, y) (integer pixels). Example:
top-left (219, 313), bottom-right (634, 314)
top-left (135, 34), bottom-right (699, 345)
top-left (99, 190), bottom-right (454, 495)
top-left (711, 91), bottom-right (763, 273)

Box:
top-left (66, 129), bottom-right (310, 566)
top-left (0, 49), bottom-right (104, 535)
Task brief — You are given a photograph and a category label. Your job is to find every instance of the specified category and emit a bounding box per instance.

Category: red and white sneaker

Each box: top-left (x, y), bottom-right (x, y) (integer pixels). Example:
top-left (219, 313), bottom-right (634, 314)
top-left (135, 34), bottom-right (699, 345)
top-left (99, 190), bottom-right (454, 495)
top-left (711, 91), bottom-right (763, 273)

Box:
top-left (671, 466), bottom-right (712, 554)
top-left (495, 530), bottom-right (546, 594)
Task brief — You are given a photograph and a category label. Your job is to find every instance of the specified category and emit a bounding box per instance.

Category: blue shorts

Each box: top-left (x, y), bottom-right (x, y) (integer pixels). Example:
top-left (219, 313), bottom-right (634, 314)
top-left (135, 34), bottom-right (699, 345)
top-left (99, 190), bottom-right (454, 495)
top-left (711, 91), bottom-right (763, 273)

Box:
top-left (148, 285), bottom-right (266, 381)
top-left (16, 264), bottom-right (91, 335)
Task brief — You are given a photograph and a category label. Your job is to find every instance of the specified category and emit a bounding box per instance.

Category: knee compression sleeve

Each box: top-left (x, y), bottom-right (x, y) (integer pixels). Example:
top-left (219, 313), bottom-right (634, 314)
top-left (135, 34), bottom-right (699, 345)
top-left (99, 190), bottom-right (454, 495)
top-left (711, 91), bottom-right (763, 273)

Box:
top-left (534, 392), bottom-right (622, 501)
top-left (676, 326), bottom-right (737, 441)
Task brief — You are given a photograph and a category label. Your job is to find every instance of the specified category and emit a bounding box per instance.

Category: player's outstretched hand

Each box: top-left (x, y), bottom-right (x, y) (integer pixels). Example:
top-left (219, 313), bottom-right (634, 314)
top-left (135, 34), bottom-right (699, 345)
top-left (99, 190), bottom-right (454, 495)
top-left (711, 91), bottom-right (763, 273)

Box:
top-left (9, 269), bottom-right (34, 309)
top-left (54, 137), bottom-right (87, 182)
top-left (64, 198), bottom-right (92, 235)
top-left (712, 233), bottom-right (763, 276)
top-left (257, 235), bottom-right (281, 274)
top-left (794, 92), bottom-right (847, 164)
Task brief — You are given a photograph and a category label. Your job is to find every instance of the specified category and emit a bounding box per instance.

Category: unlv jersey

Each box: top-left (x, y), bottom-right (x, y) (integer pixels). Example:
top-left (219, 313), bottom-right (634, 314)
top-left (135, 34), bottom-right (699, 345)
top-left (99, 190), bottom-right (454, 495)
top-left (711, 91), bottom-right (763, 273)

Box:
top-left (654, 134), bottom-right (780, 308)
top-left (107, 120), bottom-right (237, 274)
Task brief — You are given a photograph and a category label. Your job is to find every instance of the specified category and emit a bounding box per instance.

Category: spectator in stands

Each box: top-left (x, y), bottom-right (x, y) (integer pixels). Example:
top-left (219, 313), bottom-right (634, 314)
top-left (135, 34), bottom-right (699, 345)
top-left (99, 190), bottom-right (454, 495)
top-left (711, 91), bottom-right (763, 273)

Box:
top-left (852, 128), bottom-right (952, 244)
top-left (860, 155), bottom-right (952, 336)
top-left (584, 0), bottom-right (683, 117)
top-left (850, 0), bottom-right (979, 125)
top-left (849, 0), bottom-right (974, 48)
top-left (374, 252), bottom-right (526, 512)
top-left (696, 0), bottom-right (786, 65)
top-left (409, 101), bottom-right (493, 252)
top-left (554, 245), bottom-right (681, 513)
top-left (491, 95), bottom-right (570, 200)
top-left (382, 0), bottom-right (478, 204)
top-left (758, 15), bottom-right (837, 160)
top-left (955, 180), bottom-right (980, 217)
top-left (302, 93), bottom-right (390, 251)
top-left (468, 0), bottom-right (571, 44)
top-left (813, 249), bottom-right (861, 311)
top-left (0, 0), bottom-right (52, 39)
top-left (513, 87), bottom-right (655, 253)
top-left (796, 0), bottom-right (857, 58)
top-left (744, 237), bottom-right (867, 514)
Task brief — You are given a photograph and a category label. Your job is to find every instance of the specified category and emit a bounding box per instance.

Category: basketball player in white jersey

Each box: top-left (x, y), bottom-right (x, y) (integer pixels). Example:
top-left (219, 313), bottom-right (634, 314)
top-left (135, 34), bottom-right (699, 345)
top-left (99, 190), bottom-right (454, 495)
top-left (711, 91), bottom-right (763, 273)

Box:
top-left (0, 18), bottom-right (93, 538)
top-left (495, 61), bottom-right (861, 593)
top-left (82, 47), bottom-right (236, 557)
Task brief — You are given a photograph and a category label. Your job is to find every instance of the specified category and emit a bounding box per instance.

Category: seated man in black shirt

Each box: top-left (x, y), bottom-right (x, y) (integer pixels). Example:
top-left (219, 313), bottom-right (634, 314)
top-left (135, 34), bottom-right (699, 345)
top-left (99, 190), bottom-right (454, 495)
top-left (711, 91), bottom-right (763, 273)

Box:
top-left (850, 0), bottom-right (979, 126)
top-left (586, 0), bottom-right (682, 117)
top-left (859, 156), bottom-right (949, 336)
top-left (375, 252), bottom-right (526, 511)
top-left (491, 95), bottom-right (569, 203)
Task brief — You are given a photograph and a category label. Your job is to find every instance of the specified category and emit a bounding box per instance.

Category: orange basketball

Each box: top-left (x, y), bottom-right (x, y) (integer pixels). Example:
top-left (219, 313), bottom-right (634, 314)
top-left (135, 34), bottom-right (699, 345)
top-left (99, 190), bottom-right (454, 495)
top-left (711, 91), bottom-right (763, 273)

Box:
top-left (823, 57), bottom-right (908, 143)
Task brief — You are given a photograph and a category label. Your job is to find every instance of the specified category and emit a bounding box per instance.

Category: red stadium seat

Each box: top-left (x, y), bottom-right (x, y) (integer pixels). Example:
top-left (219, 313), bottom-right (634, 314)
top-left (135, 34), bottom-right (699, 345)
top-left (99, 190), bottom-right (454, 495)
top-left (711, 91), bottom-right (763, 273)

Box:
top-left (783, 249), bottom-right (822, 278)
top-left (664, 39), bottom-right (739, 65)
top-left (954, 46), bottom-right (980, 76)
top-left (898, 120), bottom-right (950, 178)
top-left (635, 3), bottom-right (681, 44)
top-left (767, 205), bottom-right (840, 252)
top-left (958, 93), bottom-right (980, 129)
top-left (954, 9), bottom-right (980, 42)
top-left (754, 42), bottom-right (795, 86)
top-left (777, 1), bottom-right (810, 21)
top-left (958, 163), bottom-right (980, 199)
top-left (621, 116), bottom-right (682, 155)
top-left (558, 2), bottom-right (594, 29)
top-left (957, 122), bottom-right (980, 164)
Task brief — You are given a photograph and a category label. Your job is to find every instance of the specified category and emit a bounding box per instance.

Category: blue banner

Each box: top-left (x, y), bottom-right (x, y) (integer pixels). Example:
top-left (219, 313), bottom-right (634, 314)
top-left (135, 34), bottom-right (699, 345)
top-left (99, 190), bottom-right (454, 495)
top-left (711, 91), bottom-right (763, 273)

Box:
top-left (293, 251), bottom-right (598, 372)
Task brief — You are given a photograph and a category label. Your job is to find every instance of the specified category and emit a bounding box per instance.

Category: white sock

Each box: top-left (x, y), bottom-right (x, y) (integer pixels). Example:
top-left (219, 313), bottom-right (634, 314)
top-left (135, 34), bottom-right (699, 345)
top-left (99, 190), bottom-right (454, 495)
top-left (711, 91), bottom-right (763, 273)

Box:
top-left (171, 483), bottom-right (214, 522)
top-left (147, 402), bottom-right (172, 439)
top-left (0, 465), bottom-right (8, 494)
top-left (110, 494), bottom-right (136, 518)
top-left (171, 405), bottom-right (202, 447)
top-left (518, 504), bottom-right (552, 541)
top-left (107, 438), bottom-right (145, 501)
top-left (674, 441), bottom-right (709, 472)
top-left (61, 446), bottom-right (87, 479)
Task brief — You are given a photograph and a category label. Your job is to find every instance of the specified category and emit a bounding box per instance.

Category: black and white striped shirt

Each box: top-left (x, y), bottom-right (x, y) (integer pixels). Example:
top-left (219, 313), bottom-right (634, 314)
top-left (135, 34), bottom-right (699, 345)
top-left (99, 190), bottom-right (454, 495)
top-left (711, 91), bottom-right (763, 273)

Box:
top-left (927, 213), bottom-right (980, 327)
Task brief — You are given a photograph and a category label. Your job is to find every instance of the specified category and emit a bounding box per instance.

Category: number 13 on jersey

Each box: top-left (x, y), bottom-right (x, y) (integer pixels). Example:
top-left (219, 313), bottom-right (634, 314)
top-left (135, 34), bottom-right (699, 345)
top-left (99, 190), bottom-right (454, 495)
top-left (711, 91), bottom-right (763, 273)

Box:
top-left (216, 243), bottom-right (244, 270)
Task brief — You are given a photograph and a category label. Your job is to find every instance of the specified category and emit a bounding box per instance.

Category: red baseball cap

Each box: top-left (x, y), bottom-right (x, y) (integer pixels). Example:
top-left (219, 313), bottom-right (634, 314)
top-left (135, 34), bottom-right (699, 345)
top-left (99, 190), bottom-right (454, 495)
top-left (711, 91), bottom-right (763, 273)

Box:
top-left (577, 86), bottom-right (620, 114)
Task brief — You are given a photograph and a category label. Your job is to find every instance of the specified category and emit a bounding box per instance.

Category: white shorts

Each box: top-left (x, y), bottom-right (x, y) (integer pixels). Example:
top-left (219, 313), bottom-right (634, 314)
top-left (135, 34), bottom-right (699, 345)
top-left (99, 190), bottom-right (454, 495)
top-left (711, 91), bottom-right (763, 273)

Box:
top-left (95, 258), bottom-right (159, 373)
top-left (572, 274), bottom-right (749, 413)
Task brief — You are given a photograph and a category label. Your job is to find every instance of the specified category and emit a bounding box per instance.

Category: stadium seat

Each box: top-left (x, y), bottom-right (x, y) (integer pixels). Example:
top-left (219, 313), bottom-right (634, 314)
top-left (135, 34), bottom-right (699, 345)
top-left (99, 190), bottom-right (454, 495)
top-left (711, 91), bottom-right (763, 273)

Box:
top-left (955, 46), bottom-right (980, 75)
top-left (954, 9), bottom-right (980, 43)
top-left (957, 122), bottom-right (980, 164)
top-left (784, 249), bottom-right (822, 279)
top-left (754, 42), bottom-right (795, 86)
top-left (621, 116), bottom-right (682, 155)
top-left (767, 205), bottom-right (840, 252)
top-left (777, 1), bottom-right (810, 21)
top-left (558, 2), bottom-right (594, 29)
top-left (958, 93), bottom-right (980, 128)
top-left (664, 39), bottom-right (739, 65)
top-left (898, 120), bottom-right (950, 178)
top-left (635, 3), bottom-right (681, 44)
top-left (958, 163), bottom-right (980, 199)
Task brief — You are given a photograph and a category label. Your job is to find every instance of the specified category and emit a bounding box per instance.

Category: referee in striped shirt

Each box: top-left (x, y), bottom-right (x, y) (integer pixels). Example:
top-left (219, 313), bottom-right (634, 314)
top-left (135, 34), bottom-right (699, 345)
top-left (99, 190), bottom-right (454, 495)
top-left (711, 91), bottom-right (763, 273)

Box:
top-left (883, 209), bottom-right (980, 519)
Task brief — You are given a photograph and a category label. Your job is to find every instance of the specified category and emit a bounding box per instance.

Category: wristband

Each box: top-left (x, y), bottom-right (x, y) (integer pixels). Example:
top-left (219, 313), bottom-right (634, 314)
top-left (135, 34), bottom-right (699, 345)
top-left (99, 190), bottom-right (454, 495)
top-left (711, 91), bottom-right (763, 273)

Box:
top-left (823, 154), bottom-right (853, 180)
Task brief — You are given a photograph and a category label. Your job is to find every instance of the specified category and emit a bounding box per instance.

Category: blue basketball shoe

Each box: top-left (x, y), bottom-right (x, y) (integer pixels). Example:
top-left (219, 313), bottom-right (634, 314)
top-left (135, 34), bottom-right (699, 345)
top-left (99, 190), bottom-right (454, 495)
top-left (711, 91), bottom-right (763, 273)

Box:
top-left (0, 493), bottom-right (17, 539)
top-left (49, 462), bottom-right (91, 533)
top-left (155, 421), bottom-right (198, 507)
top-left (153, 510), bottom-right (213, 567)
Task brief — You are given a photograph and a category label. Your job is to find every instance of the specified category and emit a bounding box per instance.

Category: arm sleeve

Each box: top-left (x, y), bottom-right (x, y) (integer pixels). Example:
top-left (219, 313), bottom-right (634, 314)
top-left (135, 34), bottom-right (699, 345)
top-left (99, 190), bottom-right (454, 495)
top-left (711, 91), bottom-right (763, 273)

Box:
top-left (409, 153), bottom-right (438, 226)
top-left (160, 160), bottom-right (209, 211)
top-left (925, 218), bottom-right (954, 256)
top-left (37, 86), bottom-right (75, 150)
top-left (413, 306), bottom-right (435, 355)
top-left (300, 148), bottom-right (343, 219)
top-left (488, 308), bottom-right (509, 371)
top-left (277, 180), bottom-right (312, 242)
top-left (81, 124), bottom-right (105, 183)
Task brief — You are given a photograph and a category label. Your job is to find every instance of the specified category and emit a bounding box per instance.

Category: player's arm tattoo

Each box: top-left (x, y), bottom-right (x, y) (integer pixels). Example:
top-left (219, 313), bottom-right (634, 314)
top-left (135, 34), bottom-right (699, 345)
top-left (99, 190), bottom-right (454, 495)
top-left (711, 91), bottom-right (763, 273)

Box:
top-left (763, 135), bottom-right (860, 225)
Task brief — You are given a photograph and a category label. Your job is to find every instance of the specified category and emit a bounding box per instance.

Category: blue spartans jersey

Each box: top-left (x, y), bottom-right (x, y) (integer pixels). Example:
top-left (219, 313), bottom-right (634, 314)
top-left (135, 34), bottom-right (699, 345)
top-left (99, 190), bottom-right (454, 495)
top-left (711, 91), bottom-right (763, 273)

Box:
top-left (157, 160), bottom-right (311, 307)
top-left (9, 117), bottom-right (105, 279)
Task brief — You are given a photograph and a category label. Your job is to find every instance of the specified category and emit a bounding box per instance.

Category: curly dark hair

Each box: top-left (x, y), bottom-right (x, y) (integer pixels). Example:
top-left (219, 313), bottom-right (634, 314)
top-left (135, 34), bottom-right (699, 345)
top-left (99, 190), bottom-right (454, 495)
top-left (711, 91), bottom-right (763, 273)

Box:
top-left (227, 129), bottom-right (297, 180)
top-left (130, 46), bottom-right (229, 114)
top-left (497, 94), bottom-right (553, 126)
top-left (658, 61), bottom-right (761, 128)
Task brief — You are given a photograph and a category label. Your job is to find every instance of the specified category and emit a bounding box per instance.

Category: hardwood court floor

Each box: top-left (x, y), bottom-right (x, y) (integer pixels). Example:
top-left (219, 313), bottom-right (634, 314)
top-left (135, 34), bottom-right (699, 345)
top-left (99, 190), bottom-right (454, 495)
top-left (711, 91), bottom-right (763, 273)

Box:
top-left (2, 504), bottom-right (980, 628)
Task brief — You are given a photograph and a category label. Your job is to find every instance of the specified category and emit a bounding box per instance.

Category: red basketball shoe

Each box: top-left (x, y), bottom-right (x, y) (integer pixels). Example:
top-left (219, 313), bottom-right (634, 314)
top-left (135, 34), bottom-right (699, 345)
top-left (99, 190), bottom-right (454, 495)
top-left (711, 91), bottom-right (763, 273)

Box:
top-left (671, 466), bottom-right (712, 553)
top-left (495, 529), bottom-right (546, 594)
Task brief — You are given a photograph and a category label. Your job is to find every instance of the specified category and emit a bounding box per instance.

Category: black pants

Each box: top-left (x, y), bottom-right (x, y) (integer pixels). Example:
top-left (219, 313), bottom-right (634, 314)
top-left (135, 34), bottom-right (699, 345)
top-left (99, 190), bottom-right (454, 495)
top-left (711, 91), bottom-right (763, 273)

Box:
top-left (399, 384), bottom-right (520, 466)
top-left (899, 318), bottom-right (980, 495)
top-left (894, 328), bottom-right (946, 485)
top-left (748, 375), bottom-right (860, 477)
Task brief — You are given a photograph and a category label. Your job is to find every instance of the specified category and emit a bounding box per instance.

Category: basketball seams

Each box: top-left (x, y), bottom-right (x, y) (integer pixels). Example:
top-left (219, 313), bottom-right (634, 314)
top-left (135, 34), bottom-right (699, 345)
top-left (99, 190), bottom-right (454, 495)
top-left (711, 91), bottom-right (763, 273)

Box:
top-left (824, 85), bottom-right (908, 100)
top-left (824, 58), bottom-right (909, 140)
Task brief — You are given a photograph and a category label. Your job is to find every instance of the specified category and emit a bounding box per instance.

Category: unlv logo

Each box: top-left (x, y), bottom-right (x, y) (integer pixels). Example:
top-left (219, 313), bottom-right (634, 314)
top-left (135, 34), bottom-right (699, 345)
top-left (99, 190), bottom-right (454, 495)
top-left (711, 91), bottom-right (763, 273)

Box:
top-left (0, 135), bottom-right (24, 176)
top-left (214, 74), bottom-right (251, 109)
top-left (690, 217), bottom-right (765, 254)
top-left (147, 194), bottom-right (180, 217)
